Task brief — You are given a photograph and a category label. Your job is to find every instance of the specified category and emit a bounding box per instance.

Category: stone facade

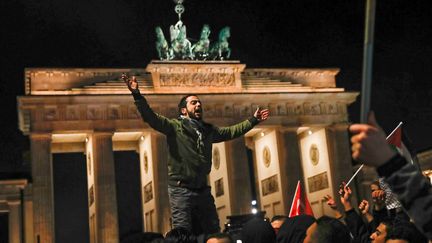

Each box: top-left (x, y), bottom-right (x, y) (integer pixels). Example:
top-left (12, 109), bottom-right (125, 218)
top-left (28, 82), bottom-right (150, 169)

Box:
top-left (16, 61), bottom-right (359, 242)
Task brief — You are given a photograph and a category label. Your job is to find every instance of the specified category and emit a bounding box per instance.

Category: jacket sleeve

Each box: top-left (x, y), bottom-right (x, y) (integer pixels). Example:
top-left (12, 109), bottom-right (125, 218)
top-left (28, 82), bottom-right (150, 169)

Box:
top-left (345, 209), bottom-right (370, 242)
top-left (377, 154), bottom-right (432, 240)
top-left (133, 93), bottom-right (174, 135)
top-left (212, 117), bottom-right (259, 143)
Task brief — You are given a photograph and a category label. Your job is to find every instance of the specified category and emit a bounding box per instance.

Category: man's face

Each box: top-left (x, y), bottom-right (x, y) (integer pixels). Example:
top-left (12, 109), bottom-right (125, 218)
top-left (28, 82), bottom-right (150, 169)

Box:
top-left (182, 96), bottom-right (203, 120)
top-left (370, 223), bottom-right (388, 243)
top-left (371, 183), bottom-right (380, 192)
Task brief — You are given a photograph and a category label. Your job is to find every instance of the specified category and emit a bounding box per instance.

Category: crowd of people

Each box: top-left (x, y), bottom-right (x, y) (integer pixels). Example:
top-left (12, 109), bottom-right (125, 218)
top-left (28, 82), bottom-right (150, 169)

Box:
top-left (123, 76), bottom-right (431, 243)
top-left (122, 175), bottom-right (430, 243)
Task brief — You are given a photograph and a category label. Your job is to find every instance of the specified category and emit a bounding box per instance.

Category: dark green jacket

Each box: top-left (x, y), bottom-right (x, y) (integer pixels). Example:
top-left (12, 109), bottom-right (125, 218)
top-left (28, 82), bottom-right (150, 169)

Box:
top-left (134, 96), bottom-right (258, 189)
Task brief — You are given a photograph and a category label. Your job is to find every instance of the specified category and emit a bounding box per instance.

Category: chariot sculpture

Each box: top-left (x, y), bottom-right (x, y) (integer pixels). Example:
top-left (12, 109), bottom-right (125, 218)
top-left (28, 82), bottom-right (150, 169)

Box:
top-left (155, 23), bottom-right (231, 61)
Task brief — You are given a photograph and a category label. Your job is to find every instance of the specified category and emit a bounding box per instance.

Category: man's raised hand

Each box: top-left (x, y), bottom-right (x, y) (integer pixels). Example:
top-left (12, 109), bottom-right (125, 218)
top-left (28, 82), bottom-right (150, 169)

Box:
top-left (349, 112), bottom-right (396, 167)
top-left (254, 107), bottom-right (270, 122)
top-left (122, 73), bottom-right (139, 93)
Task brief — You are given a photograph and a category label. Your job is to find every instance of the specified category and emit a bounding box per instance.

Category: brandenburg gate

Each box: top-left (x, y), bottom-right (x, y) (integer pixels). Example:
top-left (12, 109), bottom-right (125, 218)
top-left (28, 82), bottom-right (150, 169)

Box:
top-left (17, 60), bottom-right (358, 242)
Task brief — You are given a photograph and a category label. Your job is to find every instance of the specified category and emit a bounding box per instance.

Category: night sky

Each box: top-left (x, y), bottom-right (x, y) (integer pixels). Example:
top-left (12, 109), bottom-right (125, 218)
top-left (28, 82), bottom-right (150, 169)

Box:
top-left (0, 0), bottom-right (431, 240)
top-left (1, 0), bottom-right (431, 187)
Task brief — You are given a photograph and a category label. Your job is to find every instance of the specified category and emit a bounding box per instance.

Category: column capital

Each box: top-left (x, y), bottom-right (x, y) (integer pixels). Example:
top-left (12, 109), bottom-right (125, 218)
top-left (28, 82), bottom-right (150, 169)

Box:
top-left (90, 131), bottom-right (115, 138)
top-left (7, 200), bottom-right (21, 206)
top-left (245, 136), bottom-right (255, 150)
top-left (327, 122), bottom-right (350, 131)
top-left (30, 133), bottom-right (52, 141)
top-left (277, 126), bottom-right (300, 133)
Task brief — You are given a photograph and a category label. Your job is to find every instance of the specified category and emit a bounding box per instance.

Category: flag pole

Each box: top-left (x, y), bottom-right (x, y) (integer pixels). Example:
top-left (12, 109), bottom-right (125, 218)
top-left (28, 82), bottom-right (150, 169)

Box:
top-left (360, 0), bottom-right (377, 123)
top-left (289, 180), bottom-right (300, 216)
top-left (386, 122), bottom-right (403, 140)
top-left (345, 122), bottom-right (402, 187)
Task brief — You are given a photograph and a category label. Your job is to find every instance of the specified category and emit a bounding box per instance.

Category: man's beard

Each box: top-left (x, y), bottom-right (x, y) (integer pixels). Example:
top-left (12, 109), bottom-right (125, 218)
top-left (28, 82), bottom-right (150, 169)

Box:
top-left (187, 108), bottom-right (202, 120)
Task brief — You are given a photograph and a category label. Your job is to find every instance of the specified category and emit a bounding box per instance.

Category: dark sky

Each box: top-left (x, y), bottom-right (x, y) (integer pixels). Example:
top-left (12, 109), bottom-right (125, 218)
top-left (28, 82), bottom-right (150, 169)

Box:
top-left (1, 0), bottom-right (432, 173)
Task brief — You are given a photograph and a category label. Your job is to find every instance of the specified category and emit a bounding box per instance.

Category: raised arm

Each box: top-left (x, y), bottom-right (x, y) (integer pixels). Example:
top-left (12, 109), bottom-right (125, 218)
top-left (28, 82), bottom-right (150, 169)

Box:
top-left (349, 112), bottom-right (432, 240)
top-left (122, 74), bottom-right (174, 134)
top-left (212, 107), bottom-right (269, 142)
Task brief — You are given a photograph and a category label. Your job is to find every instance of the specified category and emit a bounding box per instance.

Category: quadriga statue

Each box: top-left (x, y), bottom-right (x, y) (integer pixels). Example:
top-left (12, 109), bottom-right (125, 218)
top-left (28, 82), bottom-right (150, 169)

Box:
top-left (191, 24), bottom-right (211, 60)
top-left (155, 27), bottom-right (171, 60)
top-left (209, 26), bottom-right (231, 60)
top-left (169, 21), bottom-right (193, 60)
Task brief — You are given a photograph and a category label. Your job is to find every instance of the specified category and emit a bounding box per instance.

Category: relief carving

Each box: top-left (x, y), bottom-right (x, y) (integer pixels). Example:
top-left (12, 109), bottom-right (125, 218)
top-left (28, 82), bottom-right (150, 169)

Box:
top-left (159, 73), bottom-right (235, 87)
top-left (128, 105), bottom-right (140, 119)
top-left (215, 178), bottom-right (224, 197)
top-left (66, 105), bottom-right (80, 120)
top-left (328, 103), bottom-right (337, 114)
top-left (320, 102), bottom-right (328, 114)
top-left (44, 106), bottom-right (59, 121)
top-left (311, 103), bottom-right (321, 115)
top-left (261, 174), bottom-right (279, 196)
top-left (89, 185), bottom-right (95, 206)
top-left (240, 105), bottom-right (251, 117)
top-left (108, 105), bottom-right (121, 120)
top-left (204, 104), bottom-right (215, 118)
top-left (214, 105), bottom-right (223, 117)
top-left (295, 104), bottom-right (303, 115)
top-left (303, 102), bottom-right (312, 115)
top-left (307, 171), bottom-right (329, 193)
top-left (232, 104), bottom-right (241, 118)
top-left (87, 152), bottom-right (92, 175)
top-left (268, 103), bottom-right (277, 116)
top-left (276, 104), bottom-right (287, 116)
top-left (286, 103), bottom-right (296, 115)
top-left (224, 105), bottom-right (233, 117)
top-left (337, 102), bottom-right (347, 114)
top-left (87, 105), bottom-right (102, 120)
top-left (144, 181), bottom-right (153, 203)
top-left (166, 106), bottom-right (178, 117)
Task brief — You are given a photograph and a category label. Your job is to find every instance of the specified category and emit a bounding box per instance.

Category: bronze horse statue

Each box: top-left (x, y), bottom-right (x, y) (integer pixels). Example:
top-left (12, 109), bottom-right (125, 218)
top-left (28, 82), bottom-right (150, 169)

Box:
top-left (209, 26), bottom-right (231, 60)
top-left (155, 27), bottom-right (170, 60)
top-left (191, 24), bottom-right (211, 60)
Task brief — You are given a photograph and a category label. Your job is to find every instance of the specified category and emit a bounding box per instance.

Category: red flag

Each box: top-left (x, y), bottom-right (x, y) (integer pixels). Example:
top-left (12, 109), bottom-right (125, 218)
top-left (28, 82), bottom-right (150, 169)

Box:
top-left (386, 122), bottom-right (414, 164)
top-left (289, 180), bottom-right (314, 217)
top-left (386, 123), bottom-right (402, 148)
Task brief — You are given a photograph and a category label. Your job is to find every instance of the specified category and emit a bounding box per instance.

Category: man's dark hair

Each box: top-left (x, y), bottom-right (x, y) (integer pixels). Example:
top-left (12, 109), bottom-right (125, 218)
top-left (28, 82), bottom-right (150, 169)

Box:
top-left (164, 227), bottom-right (197, 243)
top-left (386, 222), bottom-right (428, 243)
top-left (178, 94), bottom-right (199, 116)
top-left (370, 180), bottom-right (380, 188)
top-left (270, 215), bottom-right (288, 223)
top-left (312, 216), bottom-right (351, 243)
top-left (380, 219), bottom-right (394, 236)
top-left (206, 232), bottom-right (234, 243)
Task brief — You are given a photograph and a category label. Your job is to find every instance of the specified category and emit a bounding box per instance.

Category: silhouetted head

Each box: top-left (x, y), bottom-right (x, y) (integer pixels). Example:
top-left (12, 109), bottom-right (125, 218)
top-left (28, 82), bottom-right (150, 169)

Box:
top-left (303, 216), bottom-right (351, 243)
top-left (385, 222), bottom-right (428, 243)
top-left (206, 232), bottom-right (233, 243)
top-left (164, 227), bottom-right (197, 243)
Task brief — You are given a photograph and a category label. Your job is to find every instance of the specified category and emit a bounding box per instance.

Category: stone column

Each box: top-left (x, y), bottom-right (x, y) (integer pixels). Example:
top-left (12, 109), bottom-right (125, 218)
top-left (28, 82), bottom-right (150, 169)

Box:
top-left (91, 132), bottom-right (119, 243)
top-left (326, 124), bottom-right (359, 207)
top-left (24, 186), bottom-right (34, 243)
top-left (225, 138), bottom-right (253, 215)
top-left (150, 133), bottom-right (170, 233)
top-left (139, 132), bottom-right (170, 233)
top-left (276, 128), bottom-right (304, 214)
top-left (30, 133), bottom-right (54, 243)
top-left (8, 200), bottom-right (21, 243)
